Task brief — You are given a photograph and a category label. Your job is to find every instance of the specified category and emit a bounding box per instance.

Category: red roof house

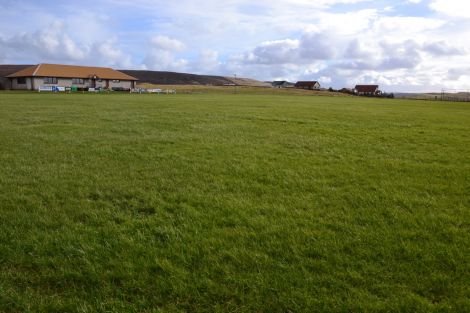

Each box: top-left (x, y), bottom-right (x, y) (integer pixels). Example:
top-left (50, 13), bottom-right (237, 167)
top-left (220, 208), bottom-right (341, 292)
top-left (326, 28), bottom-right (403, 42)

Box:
top-left (295, 81), bottom-right (321, 90)
top-left (354, 85), bottom-right (380, 95)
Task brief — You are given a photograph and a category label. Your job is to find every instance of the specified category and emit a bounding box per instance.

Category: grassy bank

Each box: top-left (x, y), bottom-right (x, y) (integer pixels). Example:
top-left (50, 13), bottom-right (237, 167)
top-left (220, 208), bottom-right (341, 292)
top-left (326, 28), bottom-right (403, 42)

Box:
top-left (136, 84), bottom-right (349, 96)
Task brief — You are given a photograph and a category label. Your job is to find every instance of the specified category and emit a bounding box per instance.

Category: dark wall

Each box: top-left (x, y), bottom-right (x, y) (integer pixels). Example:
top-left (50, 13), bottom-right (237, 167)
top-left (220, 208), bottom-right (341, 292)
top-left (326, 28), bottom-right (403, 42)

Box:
top-left (0, 65), bottom-right (32, 90)
top-left (0, 77), bottom-right (10, 90)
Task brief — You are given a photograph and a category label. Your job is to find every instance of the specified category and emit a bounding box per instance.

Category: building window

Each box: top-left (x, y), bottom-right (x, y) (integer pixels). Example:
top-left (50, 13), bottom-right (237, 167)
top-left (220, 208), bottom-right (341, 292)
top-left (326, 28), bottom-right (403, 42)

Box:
top-left (17, 77), bottom-right (26, 84)
top-left (112, 80), bottom-right (120, 83)
top-left (72, 78), bottom-right (85, 84)
top-left (44, 77), bottom-right (58, 84)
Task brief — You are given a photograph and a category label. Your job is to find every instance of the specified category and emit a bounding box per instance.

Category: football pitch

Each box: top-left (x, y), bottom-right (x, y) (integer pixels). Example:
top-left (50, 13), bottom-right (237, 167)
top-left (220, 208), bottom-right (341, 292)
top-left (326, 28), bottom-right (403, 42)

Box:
top-left (0, 92), bottom-right (469, 312)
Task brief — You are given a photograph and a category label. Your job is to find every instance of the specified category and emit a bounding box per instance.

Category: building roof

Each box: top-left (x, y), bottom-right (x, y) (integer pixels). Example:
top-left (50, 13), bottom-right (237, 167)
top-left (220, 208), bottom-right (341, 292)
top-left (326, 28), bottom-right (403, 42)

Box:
top-left (355, 85), bottom-right (379, 93)
top-left (0, 65), bottom-right (33, 78)
top-left (295, 81), bottom-right (320, 87)
top-left (7, 64), bottom-right (138, 81)
top-left (272, 81), bottom-right (295, 86)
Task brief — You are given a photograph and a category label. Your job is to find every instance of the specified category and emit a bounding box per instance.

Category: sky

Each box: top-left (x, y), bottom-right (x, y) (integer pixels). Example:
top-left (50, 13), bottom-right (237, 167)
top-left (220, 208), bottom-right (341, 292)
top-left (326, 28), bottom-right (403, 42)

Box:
top-left (0, 0), bottom-right (469, 92)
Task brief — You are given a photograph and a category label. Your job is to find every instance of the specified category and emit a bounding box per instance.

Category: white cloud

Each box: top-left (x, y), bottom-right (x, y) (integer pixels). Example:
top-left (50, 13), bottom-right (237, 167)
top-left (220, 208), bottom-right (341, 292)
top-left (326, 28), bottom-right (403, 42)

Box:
top-left (373, 16), bottom-right (445, 37)
top-left (430, 0), bottom-right (470, 18)
top-left (0, 21), bottom-right (88, 62)
top-left (142, 36), bottom-right (188, 71)
top-left (151, 35), bottom-right (186, 52)
top-left (142, 50), bottom-right (188, 71)
top-left (0, 20), bottom-right (135, 68)
top-left (191, 50), bottom-right (221, 74)
top-left (92, 39), bottom-right (134, 68)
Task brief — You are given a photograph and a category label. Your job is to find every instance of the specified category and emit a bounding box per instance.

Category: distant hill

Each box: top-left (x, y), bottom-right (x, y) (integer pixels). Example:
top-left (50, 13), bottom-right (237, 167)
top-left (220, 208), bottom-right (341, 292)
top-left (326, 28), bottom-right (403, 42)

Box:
top-left (120, 70), bottom-right (232, 86)
top-left (120, 70), bottom-right (271, 87)
top-left (228, 76), bottom-right (271, 87)
top-left (395, 92), bottom-right (470, 102)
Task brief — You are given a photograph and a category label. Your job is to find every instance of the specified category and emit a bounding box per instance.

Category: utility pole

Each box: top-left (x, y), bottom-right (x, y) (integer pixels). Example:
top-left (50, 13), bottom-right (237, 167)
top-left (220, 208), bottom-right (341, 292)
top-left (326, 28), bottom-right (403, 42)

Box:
top-left (234, 74), bottom-right (237, 94)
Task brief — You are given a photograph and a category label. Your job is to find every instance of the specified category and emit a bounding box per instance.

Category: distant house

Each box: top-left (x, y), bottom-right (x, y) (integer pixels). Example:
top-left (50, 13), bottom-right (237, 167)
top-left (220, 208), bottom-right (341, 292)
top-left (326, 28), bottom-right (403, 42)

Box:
top-left (294, 81), bottom-right (321, 90)
top-left (272, 81), bottom-right (295, 88)
top-left (6, 63), bottom-right (138, 91)
top-left (354, 85), bottom-right (381, 96)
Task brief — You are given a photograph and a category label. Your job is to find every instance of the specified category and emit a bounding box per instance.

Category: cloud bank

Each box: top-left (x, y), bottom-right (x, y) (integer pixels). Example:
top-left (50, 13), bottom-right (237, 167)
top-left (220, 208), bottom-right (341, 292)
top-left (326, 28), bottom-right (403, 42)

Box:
top-left (1, 0), bottom-right (470, 91)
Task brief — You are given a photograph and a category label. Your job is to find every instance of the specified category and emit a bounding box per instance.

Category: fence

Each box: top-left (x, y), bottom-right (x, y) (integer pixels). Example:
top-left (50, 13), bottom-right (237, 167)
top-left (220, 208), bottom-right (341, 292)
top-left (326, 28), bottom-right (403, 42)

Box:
top-left (396, 89), bottom-right (470, 102)
top-left (440, 89), bottom-right (470, 102)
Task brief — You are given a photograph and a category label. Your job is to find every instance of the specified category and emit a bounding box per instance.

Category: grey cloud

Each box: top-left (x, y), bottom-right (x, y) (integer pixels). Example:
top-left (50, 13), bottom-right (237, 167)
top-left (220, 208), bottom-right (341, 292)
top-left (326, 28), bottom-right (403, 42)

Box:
top-left (336, 61), bottom-right (378, 70)
top-left (229, 36), bottom-right (428, 86)
top-left (447, 67), bottom-right (470, 80)
top-left (423, 41), bottom-right (465, 56)
top-left (298, 32), bottom-right (336, 60)
top-left (342, 39), bottom-right (463, 72)
top-left (339, 39), bottom-right (422, 71)
top-left (245, 39), bottom-right (299, 65)
top-left (344, 40), bottom-right (374, 59)
top-left (239, 31), bottom-right (336, 66)
top-left (378, 40), bottom-right (422, 70)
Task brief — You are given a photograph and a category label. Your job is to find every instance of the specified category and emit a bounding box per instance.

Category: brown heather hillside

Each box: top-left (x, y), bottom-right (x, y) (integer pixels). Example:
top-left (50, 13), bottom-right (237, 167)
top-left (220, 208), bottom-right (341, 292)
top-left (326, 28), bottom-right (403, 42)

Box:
top-left (121, 70), bottom-right (232, 86)
top-left (120, 69), bottom-right (270, 87)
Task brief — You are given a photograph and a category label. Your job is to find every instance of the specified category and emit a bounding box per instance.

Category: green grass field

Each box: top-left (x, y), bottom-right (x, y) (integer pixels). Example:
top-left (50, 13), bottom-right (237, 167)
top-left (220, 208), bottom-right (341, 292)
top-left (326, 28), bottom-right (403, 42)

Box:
top-left (0, 92), bottom-right (469, 312)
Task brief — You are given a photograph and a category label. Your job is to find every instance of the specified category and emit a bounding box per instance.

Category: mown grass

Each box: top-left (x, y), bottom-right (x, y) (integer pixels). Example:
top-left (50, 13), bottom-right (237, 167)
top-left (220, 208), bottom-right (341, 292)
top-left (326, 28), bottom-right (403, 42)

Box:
top-left (0, 92), bottom-right (469, 312)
